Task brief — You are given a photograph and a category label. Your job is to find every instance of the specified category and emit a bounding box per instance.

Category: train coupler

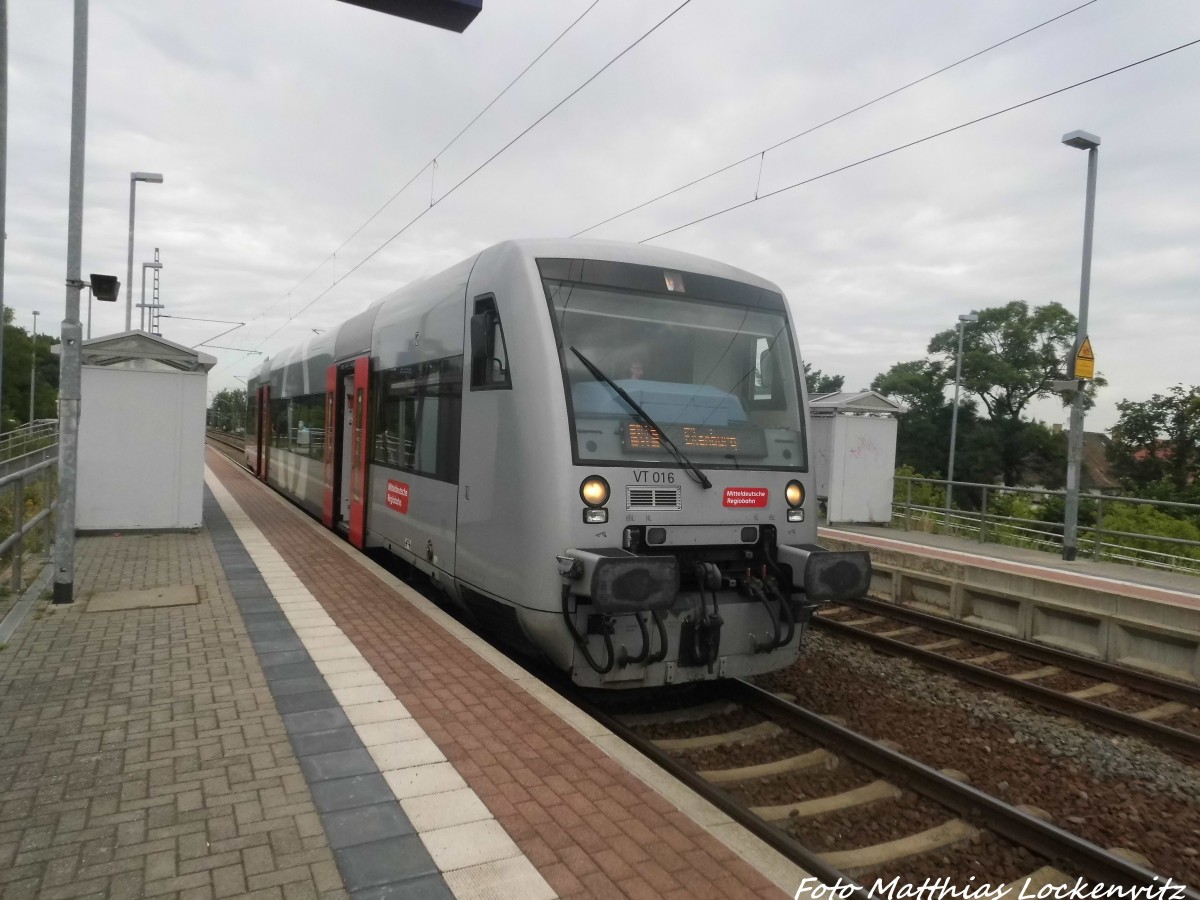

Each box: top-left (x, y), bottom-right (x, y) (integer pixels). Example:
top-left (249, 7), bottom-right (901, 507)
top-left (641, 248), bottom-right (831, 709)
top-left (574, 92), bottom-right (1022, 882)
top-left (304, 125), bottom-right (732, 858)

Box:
top-left (679, 612), bottom-right (723, 672)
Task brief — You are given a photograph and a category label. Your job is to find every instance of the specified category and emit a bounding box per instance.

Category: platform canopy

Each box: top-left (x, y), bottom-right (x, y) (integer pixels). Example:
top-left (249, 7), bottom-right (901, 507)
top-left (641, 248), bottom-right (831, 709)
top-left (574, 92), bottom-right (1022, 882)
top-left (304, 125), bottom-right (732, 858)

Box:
top-left (333, 0), bottom-right (481, 32)
top-left (59, 331), bottom-right (218, 373)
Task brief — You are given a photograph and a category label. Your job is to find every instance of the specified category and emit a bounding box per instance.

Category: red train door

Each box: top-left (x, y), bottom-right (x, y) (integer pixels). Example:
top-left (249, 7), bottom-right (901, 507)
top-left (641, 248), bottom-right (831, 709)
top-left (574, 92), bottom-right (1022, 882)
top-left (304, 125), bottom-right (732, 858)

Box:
top-left (255, 385), bottom-right (270, 481)
top-left (321, 365), bottom-right (337, 528)
top-left (347, 356), bottom-right (371, 548)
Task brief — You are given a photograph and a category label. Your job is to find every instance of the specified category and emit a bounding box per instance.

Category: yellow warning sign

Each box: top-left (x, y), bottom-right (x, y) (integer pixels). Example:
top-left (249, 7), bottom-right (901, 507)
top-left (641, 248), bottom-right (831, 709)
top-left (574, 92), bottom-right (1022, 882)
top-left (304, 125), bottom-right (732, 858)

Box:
top-left (1074, 336), bottom-right (1095, 379)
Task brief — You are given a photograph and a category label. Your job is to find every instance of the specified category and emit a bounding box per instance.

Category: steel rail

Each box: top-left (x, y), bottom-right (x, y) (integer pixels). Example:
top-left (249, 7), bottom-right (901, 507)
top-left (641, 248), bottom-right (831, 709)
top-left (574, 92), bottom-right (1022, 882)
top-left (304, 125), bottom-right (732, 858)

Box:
top-left (205, 431), bottom-right (245, 454)
top-left (814, 615), bottom-right (1200, 761)
top-left (565, 689), bottom-right (869, 896)
top-left (724, 679), bottom-right (1200, 895)
top-left (827, 596), bottom-right (1200, 706)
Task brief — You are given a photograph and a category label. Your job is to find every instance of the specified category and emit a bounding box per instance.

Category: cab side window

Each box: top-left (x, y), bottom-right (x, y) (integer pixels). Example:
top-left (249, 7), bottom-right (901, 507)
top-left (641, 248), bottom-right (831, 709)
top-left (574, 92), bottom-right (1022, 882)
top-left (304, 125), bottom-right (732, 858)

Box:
top-left (470, 295), bottom-right (511, 390)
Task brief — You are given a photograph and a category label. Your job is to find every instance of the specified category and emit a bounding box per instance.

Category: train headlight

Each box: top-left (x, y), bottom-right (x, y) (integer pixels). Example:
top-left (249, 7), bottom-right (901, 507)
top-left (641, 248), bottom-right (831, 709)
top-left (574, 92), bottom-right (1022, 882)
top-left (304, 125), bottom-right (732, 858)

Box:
top-left (785, 480), bottom-right (805, 521)
top-left (580, 476), bottom-right (610, 508)
top-left (785, 480), bottom-right (805, 508)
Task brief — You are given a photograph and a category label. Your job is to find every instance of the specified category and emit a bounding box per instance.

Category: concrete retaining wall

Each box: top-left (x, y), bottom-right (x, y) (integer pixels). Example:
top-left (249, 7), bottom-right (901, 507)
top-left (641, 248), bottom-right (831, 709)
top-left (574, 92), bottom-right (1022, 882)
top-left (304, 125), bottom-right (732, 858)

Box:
top-left (821, 535), bottom-right (1200, 684)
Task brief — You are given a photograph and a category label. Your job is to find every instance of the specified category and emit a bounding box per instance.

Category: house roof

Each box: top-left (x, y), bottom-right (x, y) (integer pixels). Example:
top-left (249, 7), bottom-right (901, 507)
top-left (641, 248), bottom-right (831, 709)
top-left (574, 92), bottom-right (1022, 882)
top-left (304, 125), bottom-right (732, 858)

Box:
top-left (1082, 431), bottom-right (1122, 491)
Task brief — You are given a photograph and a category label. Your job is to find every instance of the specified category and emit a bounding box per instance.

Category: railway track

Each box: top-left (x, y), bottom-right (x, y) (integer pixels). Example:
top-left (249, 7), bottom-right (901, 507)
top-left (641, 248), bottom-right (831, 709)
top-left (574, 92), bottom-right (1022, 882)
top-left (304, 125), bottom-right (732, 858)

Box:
top-left (813, 597), bottom-right (1200, 760)
top-left (205, 429), bottom-right (245, 458)
top-left (581, 680), bottom-right (1199, 894)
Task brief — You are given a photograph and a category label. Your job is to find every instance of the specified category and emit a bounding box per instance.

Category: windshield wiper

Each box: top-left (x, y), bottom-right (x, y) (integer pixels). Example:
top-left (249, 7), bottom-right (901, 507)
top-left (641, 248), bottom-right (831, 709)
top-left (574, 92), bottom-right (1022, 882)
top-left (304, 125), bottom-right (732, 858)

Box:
top-left (570, 347), bottom-right (712, 490)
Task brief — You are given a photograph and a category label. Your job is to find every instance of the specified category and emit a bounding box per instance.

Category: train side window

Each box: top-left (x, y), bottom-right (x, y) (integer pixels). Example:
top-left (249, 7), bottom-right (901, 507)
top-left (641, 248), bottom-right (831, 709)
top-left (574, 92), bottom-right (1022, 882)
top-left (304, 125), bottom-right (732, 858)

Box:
top-left (470, 296), bottom-right (511, 390)
top-left (371, 356), bottom-right (462, 484)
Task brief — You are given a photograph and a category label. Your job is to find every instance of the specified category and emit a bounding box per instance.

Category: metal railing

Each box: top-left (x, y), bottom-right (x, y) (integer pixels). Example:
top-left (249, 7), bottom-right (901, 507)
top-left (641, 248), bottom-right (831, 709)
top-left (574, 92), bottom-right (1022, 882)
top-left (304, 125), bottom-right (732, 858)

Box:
top-left (893, 475), bottom-right (1200, 576)
top-left (0, 448), bottom-right (58, 595)
top-left (0, 420), bottom-right (59, 462)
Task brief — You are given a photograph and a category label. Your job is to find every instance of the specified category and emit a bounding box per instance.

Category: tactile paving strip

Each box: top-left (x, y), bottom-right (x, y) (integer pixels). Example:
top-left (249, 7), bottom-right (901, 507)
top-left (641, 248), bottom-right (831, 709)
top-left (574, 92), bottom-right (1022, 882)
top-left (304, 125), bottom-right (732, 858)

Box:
top-left (204, 479), bottom-right (556, 900)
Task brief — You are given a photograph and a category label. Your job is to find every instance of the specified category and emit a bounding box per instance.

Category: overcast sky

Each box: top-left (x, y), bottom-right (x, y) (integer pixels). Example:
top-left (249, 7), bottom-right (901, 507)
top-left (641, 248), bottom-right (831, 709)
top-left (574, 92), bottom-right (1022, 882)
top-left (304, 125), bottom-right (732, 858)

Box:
top-left (7, 0), bottom-right (1200, 432)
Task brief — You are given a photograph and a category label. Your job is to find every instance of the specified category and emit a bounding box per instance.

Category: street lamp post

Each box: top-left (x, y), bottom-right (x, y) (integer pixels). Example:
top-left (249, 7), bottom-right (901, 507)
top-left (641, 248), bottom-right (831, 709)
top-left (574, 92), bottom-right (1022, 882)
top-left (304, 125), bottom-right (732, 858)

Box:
top-left (28, 309), bottom-right (38, 423)
top-left (139, 260), bottom-right (162, 331)
top-left (944, 313), bottom-right (978, 526)
top-left (1061, 129), bottom-right (1100, 562)
top-left (125, 171), bottom-right (162, 331)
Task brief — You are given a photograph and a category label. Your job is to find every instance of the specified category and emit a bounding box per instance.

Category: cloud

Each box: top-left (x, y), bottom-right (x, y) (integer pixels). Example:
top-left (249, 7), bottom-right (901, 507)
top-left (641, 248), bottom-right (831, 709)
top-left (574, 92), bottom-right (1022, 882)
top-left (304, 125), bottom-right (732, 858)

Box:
top-left (8, 0), bottom-right (1200, 434)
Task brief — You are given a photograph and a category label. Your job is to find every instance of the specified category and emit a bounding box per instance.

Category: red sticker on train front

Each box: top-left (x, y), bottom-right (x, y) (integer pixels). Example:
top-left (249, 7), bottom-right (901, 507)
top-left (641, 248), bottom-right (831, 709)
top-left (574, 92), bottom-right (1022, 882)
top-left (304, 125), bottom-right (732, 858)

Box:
top-left (386, 480), bottom-right (410, 514)
top-left (723, 487), bottom-right (768, 508)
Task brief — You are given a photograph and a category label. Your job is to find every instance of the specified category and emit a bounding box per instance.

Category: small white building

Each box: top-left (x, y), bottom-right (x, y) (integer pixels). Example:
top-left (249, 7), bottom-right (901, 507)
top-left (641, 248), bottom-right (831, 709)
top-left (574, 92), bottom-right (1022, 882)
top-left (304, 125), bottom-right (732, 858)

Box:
top-left (809, 390), bottom-right (904, 525)
top-left (72, 332), bottom-right (216, 530)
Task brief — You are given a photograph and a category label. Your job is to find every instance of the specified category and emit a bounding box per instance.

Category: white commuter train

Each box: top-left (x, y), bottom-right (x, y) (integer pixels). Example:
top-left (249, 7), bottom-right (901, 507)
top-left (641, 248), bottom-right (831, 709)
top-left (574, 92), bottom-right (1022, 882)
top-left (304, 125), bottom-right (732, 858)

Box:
top-left (245, 239), bottom-right (870, 688)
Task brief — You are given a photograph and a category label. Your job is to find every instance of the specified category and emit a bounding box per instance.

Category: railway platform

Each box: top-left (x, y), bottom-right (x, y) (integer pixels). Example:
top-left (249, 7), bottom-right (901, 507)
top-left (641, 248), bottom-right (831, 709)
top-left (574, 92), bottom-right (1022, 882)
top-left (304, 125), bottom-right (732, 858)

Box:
top-left (822, 523), bottom-right (1200, 684)
top-left (0, 447), bottom-right (802, 899)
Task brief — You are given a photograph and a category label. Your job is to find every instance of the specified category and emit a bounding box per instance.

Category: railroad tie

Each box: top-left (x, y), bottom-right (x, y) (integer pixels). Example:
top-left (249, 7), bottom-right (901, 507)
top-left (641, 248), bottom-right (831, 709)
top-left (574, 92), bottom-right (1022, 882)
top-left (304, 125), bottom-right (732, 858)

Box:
top-left (1109, 847), bottom-right (1153, 867)
top-left (874, 626), bottom-right (921, 639)
top-left (965, 651), bottom-right (1009, 665)
top-left (1015, 804), bottom-right (1052, 821)
top-left (914, 638), bottom-right (961, 651)
top-left (618, 701), bottom-right (738, 727)
top-left (652, 720), bottom-right (782, 751)
top-left (699, 748), bottom-right (837, 784)
top-left (841, 615), bottom-right (885, 627)
top-left (1067, 682), bottom-right (1121, 700)
top-left (750, 779), bottom-right (901, 821)
top-left (819, 819), bottom-right (980, 878)
top-left (1133, 701), bottom-right (1189, 722)
top-left (1010, 665), bottom-right (1061, 681)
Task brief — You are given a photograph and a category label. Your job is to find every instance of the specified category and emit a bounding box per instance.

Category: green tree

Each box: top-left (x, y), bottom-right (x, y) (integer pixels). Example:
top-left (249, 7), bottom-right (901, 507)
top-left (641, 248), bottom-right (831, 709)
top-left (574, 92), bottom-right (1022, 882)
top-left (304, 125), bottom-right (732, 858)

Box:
top-left (1108, 385), bottom-right (1200, 497)
top-left (2, 311), bottom-right (60, 429)
top-left (927, 301), bottom-right (1100, 486)
top-left (803, 362), bottom-right (844, 396)
top-left (210, 388), bottom-right (247, 432)
top-left (872, 359), bottom-right (958, 480)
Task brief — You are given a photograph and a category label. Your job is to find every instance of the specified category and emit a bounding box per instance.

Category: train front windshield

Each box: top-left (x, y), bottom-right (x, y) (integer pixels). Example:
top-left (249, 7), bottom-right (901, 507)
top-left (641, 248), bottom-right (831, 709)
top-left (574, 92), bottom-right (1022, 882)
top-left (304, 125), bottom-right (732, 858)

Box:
top-left (543, 264), bottom-right (807, 471)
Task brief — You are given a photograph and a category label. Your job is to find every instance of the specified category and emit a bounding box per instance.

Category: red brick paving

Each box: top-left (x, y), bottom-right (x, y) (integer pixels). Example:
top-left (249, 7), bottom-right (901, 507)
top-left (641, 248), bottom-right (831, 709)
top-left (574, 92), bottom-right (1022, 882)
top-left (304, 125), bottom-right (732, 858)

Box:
top-left (208, 450), bottom-right (786, 899)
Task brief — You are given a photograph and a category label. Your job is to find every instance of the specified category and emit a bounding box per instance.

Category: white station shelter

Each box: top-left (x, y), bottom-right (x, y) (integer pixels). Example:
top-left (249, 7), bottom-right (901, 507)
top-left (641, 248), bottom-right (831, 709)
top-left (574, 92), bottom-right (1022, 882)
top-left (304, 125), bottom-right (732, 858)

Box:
top-left (808, 390), bottom-right (905, 525)
top-left (70, 331), bottom-right (216, 531)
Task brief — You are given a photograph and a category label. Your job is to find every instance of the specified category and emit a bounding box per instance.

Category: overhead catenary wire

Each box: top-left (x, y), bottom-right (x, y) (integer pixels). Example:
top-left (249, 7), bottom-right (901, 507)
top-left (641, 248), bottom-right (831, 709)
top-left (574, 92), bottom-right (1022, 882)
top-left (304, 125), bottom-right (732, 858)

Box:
top-left (245, 0), bottom-right (698, 356)
top-left (225, 0), bottom-right (1078, 373)
top-left (572, 0), bottom-right (1101, 237)
top-left (638, 36), bottom-right (1200, 244)
top-left (230, 0), bottom-right (604, 343)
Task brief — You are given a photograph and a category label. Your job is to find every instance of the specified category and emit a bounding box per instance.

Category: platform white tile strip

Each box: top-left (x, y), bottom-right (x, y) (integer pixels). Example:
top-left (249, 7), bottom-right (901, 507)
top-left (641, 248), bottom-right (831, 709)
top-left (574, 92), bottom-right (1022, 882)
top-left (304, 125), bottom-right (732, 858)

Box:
top-left (384, 762), bottom-right (468, 800)
top-left (444, 857), bottom-right (557, 900)
top-left (423, 820), bottom-right (522, 871)
top-left (404, 788), bottom-right (491, 831)
top-left (204, 467), bottom-right (557, 900)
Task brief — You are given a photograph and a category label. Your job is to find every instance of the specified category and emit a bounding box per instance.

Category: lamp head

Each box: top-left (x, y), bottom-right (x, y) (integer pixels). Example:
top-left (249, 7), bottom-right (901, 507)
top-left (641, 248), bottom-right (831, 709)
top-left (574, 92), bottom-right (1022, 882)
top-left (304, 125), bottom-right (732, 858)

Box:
top-left (1062, 130), bottom-right (1100, 151)
top-left (142, 261), bottom-right (163, 270)
top-left (132, 172), bottom-right (164, 183)
top-left (89, 274), bottom-right (121, 302)
top-left (958, 313), bottom-right (979, 324)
